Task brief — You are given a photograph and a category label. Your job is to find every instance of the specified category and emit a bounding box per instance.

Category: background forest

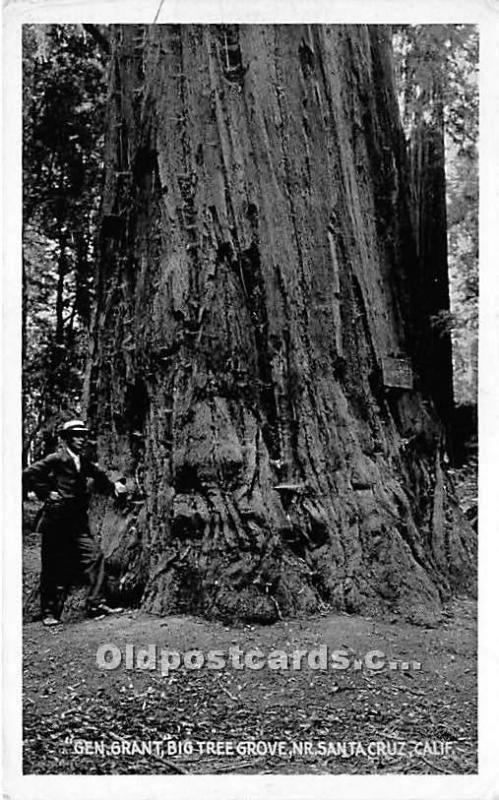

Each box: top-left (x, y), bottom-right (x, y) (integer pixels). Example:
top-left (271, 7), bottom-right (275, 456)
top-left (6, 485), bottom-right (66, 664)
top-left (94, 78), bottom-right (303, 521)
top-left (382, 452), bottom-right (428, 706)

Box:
top-left (22, 23), bottom-right (478, 465)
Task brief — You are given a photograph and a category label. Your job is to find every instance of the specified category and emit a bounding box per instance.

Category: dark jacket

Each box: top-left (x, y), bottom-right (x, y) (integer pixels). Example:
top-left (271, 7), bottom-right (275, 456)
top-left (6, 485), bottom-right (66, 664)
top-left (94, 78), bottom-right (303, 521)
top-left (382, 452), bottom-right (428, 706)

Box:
top-left (23, 447), bottom-right (115, 504)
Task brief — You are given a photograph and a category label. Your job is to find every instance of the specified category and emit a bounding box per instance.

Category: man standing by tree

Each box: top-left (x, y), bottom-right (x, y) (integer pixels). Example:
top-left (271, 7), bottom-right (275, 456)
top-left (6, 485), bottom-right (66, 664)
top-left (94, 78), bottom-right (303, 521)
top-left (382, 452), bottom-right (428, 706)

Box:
top-left (23, 419), bottom-right (127, 626)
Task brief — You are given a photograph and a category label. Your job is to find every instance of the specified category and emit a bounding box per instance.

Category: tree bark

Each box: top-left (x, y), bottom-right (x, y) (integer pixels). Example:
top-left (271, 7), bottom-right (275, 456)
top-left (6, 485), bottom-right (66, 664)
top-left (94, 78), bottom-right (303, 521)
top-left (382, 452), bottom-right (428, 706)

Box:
top-left (86, 24), bottom-right (475, 624)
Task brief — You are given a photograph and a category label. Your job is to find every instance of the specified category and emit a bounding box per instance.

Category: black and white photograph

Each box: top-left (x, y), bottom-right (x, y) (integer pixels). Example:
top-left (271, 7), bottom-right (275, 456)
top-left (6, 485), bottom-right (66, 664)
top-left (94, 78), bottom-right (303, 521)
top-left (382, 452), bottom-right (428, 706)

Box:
top-left (2, 1), bottom-right (498, 796)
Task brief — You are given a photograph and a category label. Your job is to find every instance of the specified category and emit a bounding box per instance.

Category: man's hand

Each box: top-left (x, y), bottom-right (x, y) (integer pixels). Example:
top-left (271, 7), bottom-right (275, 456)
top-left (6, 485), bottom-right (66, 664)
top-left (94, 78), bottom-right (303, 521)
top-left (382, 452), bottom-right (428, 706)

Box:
top-left (114, 481), bottom-right (128, 499)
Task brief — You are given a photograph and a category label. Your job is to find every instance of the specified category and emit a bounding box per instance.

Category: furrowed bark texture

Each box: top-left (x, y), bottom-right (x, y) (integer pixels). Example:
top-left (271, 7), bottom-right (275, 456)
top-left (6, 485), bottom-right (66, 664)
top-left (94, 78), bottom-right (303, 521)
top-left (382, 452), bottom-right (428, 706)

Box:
top-left (86, 24), bottom-right (475, 623)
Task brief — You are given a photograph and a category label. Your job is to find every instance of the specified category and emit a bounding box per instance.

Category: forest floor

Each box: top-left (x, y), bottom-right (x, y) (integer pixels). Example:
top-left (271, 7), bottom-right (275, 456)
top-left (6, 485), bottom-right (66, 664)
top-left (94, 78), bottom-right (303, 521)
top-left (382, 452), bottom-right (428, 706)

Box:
top-left (22, 460), bottom-right (478, 776)
top-left (23, 596), bottom-right (477, 775)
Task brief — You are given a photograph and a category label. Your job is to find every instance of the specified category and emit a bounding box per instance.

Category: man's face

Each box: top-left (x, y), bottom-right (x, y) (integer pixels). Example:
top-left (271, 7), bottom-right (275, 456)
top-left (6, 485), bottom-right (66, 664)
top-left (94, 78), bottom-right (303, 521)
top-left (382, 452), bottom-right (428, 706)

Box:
top-left (67, 434), bottom-right (86, 454)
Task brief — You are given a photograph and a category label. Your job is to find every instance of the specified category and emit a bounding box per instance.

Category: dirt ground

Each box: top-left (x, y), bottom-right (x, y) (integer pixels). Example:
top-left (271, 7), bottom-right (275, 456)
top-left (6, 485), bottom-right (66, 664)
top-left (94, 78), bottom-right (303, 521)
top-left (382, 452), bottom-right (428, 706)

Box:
top-left (23, 593), bottom-right (476, 775)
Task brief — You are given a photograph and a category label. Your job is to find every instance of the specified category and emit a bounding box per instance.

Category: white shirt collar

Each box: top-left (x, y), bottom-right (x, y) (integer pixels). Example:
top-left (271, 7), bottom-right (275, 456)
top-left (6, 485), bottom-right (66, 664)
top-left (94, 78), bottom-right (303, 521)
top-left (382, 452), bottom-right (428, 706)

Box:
top-left (66, 445), bottom-right (81, 472)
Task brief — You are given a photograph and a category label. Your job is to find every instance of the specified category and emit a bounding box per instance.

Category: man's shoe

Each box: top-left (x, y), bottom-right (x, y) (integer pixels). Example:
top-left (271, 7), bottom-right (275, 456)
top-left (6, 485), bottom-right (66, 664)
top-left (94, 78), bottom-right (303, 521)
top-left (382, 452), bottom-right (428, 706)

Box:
top-left (42, 614), bottom-right (61, 627)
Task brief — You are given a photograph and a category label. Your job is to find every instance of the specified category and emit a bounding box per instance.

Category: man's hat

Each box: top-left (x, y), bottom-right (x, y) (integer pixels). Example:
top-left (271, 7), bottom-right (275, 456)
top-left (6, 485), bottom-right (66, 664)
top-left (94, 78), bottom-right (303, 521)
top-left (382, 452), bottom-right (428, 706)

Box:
top-left (60, 419), bottom-right (89, 437)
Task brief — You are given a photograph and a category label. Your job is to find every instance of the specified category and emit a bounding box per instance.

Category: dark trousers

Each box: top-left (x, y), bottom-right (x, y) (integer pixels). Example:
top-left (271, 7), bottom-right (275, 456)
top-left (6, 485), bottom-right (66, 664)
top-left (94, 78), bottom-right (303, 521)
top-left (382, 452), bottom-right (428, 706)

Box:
top-left (38, 498), bottom-right (106, 618)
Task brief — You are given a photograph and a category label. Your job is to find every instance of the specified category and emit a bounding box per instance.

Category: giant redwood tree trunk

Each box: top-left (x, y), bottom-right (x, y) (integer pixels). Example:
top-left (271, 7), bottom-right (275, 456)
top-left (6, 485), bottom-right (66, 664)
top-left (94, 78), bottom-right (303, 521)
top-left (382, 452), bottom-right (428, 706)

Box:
top-left (86, 24), bottom-right (475, 623)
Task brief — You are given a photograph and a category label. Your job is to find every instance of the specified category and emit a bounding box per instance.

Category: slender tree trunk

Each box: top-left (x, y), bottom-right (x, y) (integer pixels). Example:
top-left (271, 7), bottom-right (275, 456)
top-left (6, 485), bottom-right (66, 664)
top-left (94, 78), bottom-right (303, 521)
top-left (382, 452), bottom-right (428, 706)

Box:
top-left (408, 79), bottom-right (454, 437)
top-left (74, 230), bottom-right (92, 328)
top-left (22, 250), bottom-right (30, 466)
top-left (55, 236), bottom-right (67, 347)
top-left (86, 24), bottom-right (475, 624)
